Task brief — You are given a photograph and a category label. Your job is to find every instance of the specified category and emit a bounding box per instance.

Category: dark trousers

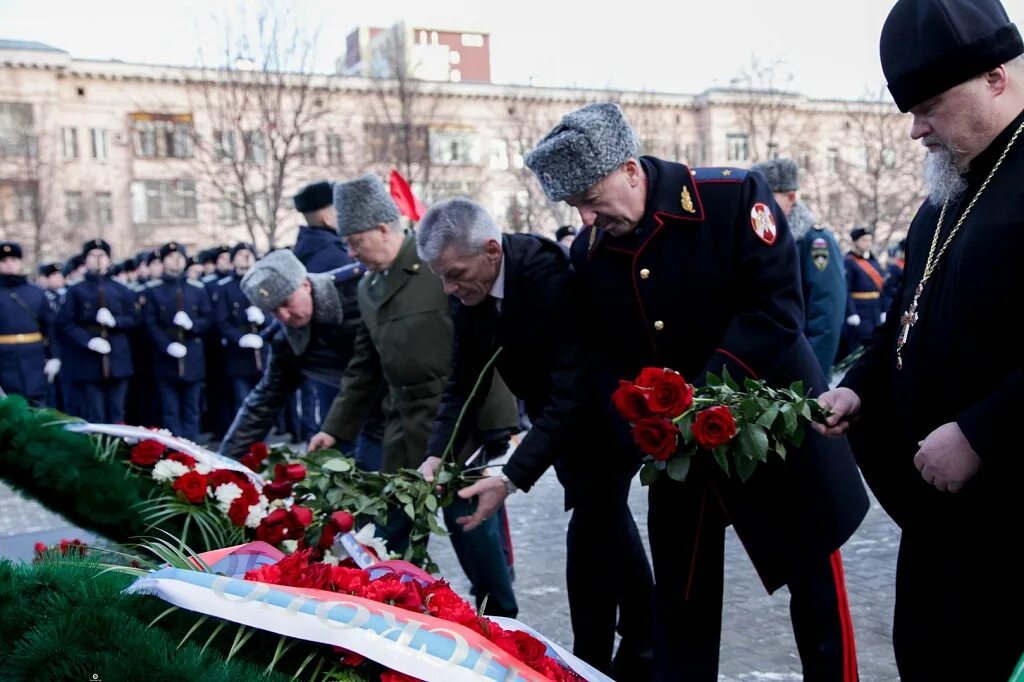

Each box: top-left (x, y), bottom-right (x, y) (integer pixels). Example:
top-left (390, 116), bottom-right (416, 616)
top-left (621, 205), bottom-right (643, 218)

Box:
top-left (156, 379), bottom-right (202, 442)
top-left (230, 376), bottom-right (259, 415)
top-left (74, 379), bottom-right (129, 424)
top-left (286, 379), bottom-right (318, 441)
top-left (313, 379), bottom-right (339, 423)
top-left (894, 525), bottom-right (1024, 681)
top-left (649, 477), bottom-right (857, 682)
top-left (378, 499), bottom-right (517, 618)
top-left (566, 473), bottom-right (654, 677)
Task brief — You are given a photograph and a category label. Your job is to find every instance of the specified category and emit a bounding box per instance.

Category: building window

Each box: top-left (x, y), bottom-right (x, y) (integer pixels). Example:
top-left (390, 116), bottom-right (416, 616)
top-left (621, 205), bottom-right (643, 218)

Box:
top-left (90, 128), bottom-right (109, 160)
top-left (461, 33), bottom-right (484, 47)
top-left (214, 130), bottom-right (237, 161)
top-left (489, 139), bottom-right (509, 170)
top-left (61, 127), bottom-right (79, 159)
top-left (65, 191), bottom-right (86, 225)
top-left (131, 113), bottom-right (194, 158)
top-left (0, 102), bottom-right (35, 157)
top-left (766, 142), bottom-right (780, 160)
top-left (96, 191), bottom-right (113, 226)
top-left (799, 153), bottom-right (813, 172)
top-left (219, 195), bottom-right (241, 223)
top-left (365, 123), bottom-right (428, 164)
top-left (449, 51), bottom-right (461, 65)
top-left (243, 130), bottom-right (266, 163)
top-left (450, 69), bottom-right (462, 83)
top-left (426, 180), bottom-right (477, 202)
top-left (430, 128), bottom-right (480, 165)
top-left (15, 188), bottom-right (35, 222)
top-left (827, 147), bottom-right (840, 172)
top-left (130, 179), bottom-right (198, 223)
top-left (326, 133), bottom-right (344, 165)
top-left (726, 133), bottom-right (749, 162)
top-left (300, 132), bottom-right (317, 163)
top-left (828, 192), bottom-right (842, 219)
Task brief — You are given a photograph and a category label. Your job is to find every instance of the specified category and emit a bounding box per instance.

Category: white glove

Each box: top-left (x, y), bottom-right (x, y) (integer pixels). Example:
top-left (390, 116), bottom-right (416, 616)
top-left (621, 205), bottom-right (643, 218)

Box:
top-left (87, 337), bottom-right (112, 354)
top-left (173, 311), bottom-right (194, 330)
top-left (846, 314), bottom-right (862, 327)
top-left (95, 307), bottom-right (117, 328)
top-left (44, 358), bottom-right (61, 383)
top-left (245, 306), bottom-right (265, 325)
top-left (166, 342), bottom-right (188, 358)
top-left (238, 333), bottom-right (264, 350)
top-left (880, 312), bottom-right (887, 324)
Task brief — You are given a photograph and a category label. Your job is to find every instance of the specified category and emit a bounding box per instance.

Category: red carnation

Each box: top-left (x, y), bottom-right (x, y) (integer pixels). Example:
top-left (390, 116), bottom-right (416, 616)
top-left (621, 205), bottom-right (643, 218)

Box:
top-left (59, 538), bottom-right (87, 557)
top-left (331, 647), bottom-right (366, 667)
top-left (691, 406), bottom-right (738, 450)
top-left (208, 469), bottom-right (249, 489)
top-left (330, 566), bottom-right (371, 593)
top-left (172, 471), bottom-right (209, 504)
top-left (632, 417), bottom-right (679, 461)
top-left (263, 480), bottom-right (293, 500)
top-left (165, 451), bottom-right (196, 469)
top-left (296, 562), bottom-right (334, 591)
top-left (274, 462), bottom-right (307, 483)
top-left (359, 574), bottom-right (408, 604)
top-left (647, 370), bottom-right (694, 418)
top-left (380, 672), bottom-right (422, 682)
top-left (611, 380), bottom-right (651, 422)
top-left (129, 439), bottom-right (164, 466)
top-left (244, 563), bottom-right (282, 585)
top-left (227, 484), bottom-right (260, 527)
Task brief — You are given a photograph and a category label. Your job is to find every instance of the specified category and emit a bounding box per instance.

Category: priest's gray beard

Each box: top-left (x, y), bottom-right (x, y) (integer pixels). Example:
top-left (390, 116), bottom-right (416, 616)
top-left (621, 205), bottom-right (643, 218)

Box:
top-left (923, 146), bottom-right (967, 206)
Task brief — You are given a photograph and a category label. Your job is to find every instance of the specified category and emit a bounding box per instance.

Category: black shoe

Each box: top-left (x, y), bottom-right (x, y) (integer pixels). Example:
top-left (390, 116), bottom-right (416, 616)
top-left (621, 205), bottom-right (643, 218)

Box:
top-left (611, 643), bottom-right (653, 682)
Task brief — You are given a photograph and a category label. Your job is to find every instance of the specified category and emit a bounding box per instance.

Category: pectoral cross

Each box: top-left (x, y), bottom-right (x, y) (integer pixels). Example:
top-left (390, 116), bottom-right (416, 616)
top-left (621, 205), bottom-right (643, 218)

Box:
top-left (895, 282), bottom-right (924, 370)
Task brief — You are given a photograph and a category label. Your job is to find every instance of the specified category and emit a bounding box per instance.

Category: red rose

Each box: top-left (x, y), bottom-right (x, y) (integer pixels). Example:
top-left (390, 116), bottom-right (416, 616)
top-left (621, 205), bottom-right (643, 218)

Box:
top-left (263, 480), bottom-right (293, 500)
top-left (274, 462), bottom-right (307, 483)
top-left (611, 381), bottom-right (651, 422)
top-left (331, 647), bottom-right (366, 667)
top-left (129, 439), bottom-right (164, 466)
top-left (647, 371), bottom-right (694, 418)
top-left (635, 367), bottom-right (667, 388)
top-left (290, 505), bottom-right (313, 528)
top-left (172, 471), bottom-right (209, 504)
top-left (239, 452), bottom-right (262, 472)
top-left (59, 538), bottom-right (87, 557)
top-left (632, 417), bottom-right (679, 461)
top-left (228, 496), bottom-right (252, 526)
top-left (250, 442), bottom-right (269, 460)
top-left (255, 508), bottom-right (290, 544)
top-left (165, 451), bottom-right (196, 469)
top-left (691, 406), bottom-right (738, 450)
top-left (33, 542), bottom-right (47, 555)
top-left (208, 469), bottom-right (249, 489)
top-left (331, 510), bottom-right (355, 534)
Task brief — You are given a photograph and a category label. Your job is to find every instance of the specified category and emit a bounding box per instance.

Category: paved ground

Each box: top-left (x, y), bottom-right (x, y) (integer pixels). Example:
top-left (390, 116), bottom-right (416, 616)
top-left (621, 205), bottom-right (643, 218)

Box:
top-left (0, 459), bottom-right (899, 680)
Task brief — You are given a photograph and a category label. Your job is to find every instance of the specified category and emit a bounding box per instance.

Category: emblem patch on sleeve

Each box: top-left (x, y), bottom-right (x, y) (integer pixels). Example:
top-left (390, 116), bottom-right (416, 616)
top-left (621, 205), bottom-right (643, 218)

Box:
top-left (750, 202), bottom-right (777, 245)
top-left (811, 237), bottom-right (830, 271)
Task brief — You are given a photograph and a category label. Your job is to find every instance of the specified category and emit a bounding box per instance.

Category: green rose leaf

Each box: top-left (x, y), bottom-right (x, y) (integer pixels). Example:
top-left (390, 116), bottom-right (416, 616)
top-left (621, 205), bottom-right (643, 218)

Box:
top-left (639, 462), bottom-right (661, 486)
top-left (735, 455), bottom-right (758, 482)
top-left (320, 458), bottom-right (352, 473)
top-left (666, 456), bottom-right (691, 482)
top-left (755, 404), bottom-right (780, 429)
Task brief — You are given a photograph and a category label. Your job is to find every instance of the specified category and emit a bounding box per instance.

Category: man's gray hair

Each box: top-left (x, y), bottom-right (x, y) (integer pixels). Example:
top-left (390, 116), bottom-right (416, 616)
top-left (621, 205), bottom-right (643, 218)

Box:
top-left (416, 197), bottom-right (501, 264)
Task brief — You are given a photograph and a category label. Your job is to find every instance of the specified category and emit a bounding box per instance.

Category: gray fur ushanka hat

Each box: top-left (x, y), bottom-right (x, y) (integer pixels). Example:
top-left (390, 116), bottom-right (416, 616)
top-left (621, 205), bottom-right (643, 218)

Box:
top-left (241, 249), bottom-right (308, 312)
top-left (525, 102), bottom-right (640, 202)
top-left (333, 174), bottom-right (401, 237)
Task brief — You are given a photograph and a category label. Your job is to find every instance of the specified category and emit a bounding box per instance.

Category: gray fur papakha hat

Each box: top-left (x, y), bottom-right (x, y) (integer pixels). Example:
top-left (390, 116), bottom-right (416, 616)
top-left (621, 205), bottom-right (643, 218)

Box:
top-left (525, 102), bottom-right (640, 202)
top-left (333, 174), bottom-right (400, 237)
top-left (750, 158), bottom-right (800, 193)
top-left (241, 248), bottom-right (308, 312)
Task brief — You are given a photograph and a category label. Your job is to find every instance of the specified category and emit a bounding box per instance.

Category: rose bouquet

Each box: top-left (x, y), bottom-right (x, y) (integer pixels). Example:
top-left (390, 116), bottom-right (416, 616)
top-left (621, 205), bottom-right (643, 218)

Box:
top-left (612, 367), bottom-right (828, 485)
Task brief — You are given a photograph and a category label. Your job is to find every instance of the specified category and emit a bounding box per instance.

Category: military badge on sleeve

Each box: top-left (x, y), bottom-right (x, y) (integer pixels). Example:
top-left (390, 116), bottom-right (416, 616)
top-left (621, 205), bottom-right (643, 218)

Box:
top-left (811, 237), bottom-right (829, 271)
top-left (750, 202), bottom-right (777, 246)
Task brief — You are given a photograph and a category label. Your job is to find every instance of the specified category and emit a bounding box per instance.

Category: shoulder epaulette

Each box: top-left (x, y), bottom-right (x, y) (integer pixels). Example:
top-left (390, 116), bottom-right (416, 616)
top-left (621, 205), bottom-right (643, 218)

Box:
top-left (691, 167), bottom-right (748, 183)
top-left (331, 262), bottom-right (366, 284)
top-left (217, 275), bottom-right (233, 286)
top-left (187, 279), bottom-right (206, 289)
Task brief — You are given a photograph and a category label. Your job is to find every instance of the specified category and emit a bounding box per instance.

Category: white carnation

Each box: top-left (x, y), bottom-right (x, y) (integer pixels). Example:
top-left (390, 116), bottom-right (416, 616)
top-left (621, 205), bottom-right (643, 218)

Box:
top-left (152, 459), bottom-right (190, 483)
top-left (213, 483), bottom-right (243, 514)
top-left (244, 497), bottom-right (270, 529)
top-left (281, 540), bottom-right (298, 553)
top-left (194, 463), bottom-right (212, 475)
top-left (321, 550), bottom-right (340, 566)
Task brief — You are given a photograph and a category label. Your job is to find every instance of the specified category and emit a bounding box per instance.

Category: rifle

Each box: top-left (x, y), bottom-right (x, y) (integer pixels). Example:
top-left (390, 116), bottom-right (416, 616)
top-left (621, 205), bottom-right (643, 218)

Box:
top-left (97, 284), bottom-right (111, 379)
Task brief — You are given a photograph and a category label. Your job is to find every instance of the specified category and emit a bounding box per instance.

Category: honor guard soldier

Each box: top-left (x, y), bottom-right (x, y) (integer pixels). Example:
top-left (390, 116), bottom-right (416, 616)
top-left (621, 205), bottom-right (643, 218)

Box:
top-left (62, 253), bottom-right (86, 285)
top-left (215, 243), bottom-right (269, 413)
top-left (201, 242), bottom-right (235, 439)
top-left (0, 241), bottom-right (59, 405)
top-left (36, 261), bottom-right (64, 314)
top-left (144, 242), bottom-right (213, 441)
top-left (526, 103), bottom-right (869, 681)
top-left (844, 227), bottom-right (886, 353)
top-left (55, 239), bottom-right (139, 423)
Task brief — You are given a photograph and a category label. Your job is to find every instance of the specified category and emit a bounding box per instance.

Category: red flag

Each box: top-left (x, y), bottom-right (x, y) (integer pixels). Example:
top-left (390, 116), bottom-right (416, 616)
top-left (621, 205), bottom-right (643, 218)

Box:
top-left (389, 169), bottom-right (427, 222)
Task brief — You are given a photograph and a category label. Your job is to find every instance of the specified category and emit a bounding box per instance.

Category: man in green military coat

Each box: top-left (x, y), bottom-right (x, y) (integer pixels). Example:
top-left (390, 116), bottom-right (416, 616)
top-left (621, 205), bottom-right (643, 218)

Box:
top-left (308, 173), bottom-right (520, 616)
